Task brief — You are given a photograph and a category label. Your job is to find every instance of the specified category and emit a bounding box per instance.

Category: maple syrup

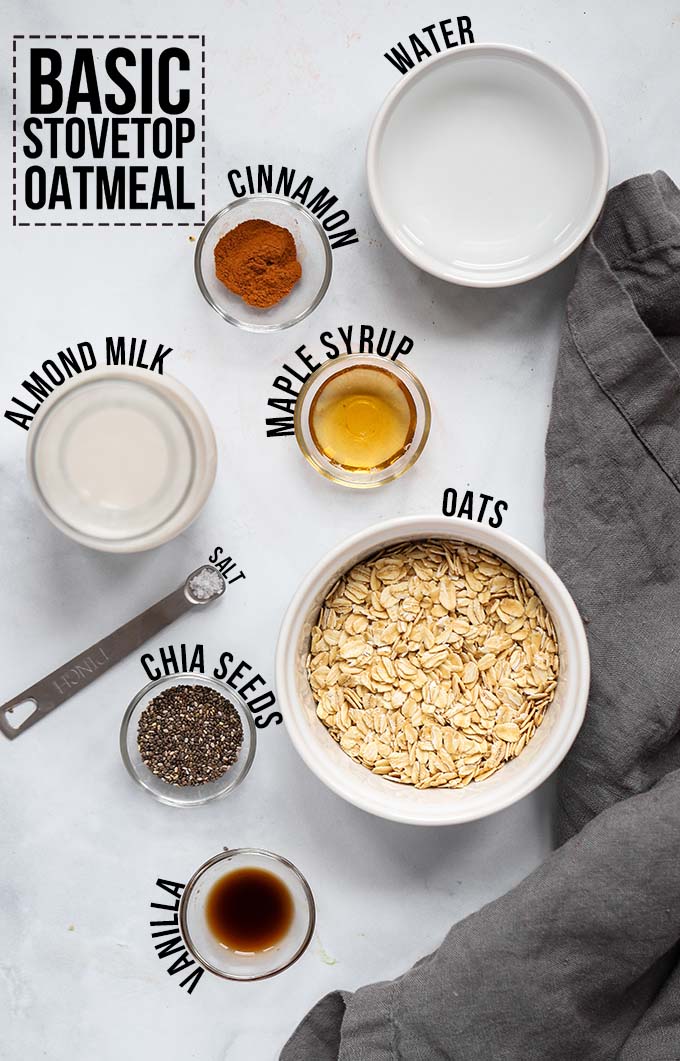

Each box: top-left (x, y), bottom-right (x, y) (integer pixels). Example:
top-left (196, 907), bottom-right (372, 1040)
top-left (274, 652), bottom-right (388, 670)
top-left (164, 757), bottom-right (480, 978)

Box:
top-left (309, 363), bottom-right (417, 471)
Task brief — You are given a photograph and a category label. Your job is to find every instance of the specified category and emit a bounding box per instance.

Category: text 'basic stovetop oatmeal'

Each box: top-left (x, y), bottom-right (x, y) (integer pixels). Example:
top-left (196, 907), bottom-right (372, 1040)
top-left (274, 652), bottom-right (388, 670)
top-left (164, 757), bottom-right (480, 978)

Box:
top-left (307, 540), bottom-right (559, 788)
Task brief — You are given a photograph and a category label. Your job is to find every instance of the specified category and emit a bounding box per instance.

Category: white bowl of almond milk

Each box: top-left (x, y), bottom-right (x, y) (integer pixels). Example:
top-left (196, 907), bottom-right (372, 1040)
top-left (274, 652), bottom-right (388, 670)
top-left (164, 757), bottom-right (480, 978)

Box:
top-left (26, 368), bottom-right (216, 552)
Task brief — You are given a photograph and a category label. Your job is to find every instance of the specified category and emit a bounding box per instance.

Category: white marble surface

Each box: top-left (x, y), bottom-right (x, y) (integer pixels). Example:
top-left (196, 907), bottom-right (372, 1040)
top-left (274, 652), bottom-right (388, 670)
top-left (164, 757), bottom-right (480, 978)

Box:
top-left (1, 2), bottom-right (678, 1058)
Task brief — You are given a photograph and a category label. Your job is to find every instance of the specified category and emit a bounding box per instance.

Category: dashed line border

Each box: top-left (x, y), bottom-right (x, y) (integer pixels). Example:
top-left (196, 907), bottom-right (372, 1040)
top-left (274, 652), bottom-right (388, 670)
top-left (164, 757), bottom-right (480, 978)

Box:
top-left (12, 34), bottom-right (206, 228)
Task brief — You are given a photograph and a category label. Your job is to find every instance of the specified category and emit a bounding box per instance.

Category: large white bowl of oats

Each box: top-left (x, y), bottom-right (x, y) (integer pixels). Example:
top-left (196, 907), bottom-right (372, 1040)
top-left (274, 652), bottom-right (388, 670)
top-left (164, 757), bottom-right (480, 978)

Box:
top-left (276, 516), bottom-right (589, 825)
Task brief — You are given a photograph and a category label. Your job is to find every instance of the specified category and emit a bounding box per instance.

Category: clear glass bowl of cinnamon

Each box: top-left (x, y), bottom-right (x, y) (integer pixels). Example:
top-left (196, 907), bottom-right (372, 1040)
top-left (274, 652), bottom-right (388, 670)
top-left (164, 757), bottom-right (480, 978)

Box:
top-left (195, 195), bottom-right (333, 332)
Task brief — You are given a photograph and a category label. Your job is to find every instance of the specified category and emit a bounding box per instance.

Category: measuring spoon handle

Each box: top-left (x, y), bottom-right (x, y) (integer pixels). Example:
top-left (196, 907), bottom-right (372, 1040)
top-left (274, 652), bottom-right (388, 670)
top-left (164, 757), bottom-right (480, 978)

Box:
top-left (0, 585), bottom-right (191, 740)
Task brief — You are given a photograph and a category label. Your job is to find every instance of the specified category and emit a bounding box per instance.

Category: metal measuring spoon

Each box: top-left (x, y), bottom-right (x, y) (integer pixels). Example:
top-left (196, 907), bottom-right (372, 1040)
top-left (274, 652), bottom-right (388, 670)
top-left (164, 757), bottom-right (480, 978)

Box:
top-left (0, 565), bottom-right (226, 740)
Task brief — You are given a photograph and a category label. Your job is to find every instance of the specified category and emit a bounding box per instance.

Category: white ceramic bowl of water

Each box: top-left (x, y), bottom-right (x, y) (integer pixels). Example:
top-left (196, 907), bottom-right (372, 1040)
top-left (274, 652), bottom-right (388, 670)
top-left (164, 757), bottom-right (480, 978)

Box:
top-left (367, 43), bottom-right (608, 287)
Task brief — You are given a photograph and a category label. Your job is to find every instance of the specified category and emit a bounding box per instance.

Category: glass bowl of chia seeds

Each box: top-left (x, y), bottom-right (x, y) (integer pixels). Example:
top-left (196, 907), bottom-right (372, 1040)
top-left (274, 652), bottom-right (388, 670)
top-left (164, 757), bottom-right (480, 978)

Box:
top-left (119, 673), bottom-right (257, 807)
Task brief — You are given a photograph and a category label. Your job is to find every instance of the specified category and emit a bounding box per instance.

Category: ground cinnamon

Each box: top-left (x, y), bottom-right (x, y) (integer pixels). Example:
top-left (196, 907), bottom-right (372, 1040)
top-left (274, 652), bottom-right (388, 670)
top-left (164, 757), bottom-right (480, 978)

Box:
top-left (214, 219), bottom-right (302, 309)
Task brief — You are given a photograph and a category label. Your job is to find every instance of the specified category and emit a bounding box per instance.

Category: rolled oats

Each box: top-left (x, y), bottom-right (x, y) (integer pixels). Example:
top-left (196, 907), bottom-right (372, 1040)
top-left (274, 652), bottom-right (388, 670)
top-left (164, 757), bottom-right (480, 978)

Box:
top-left (306, 539), bottom-right (559, 789)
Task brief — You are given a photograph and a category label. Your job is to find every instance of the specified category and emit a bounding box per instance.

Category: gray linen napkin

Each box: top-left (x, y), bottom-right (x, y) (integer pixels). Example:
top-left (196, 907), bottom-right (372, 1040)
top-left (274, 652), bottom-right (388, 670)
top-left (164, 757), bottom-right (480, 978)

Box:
top-left (281, 172), bottom-right (680, 1061)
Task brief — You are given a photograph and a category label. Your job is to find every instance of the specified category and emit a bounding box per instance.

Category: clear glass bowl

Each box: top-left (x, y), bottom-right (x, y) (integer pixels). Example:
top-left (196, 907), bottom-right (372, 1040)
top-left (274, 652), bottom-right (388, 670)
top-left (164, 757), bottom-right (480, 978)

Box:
top-left (294, 354), bottom-right (431, 488)
top-left (180, 848), bottom-right (316, 980)
top-left (26, 368), bottom-right (217, 554)
top-left (120, 673), bottom-right (256, 807)
top-left (194, 196), bottom-right (333, 331)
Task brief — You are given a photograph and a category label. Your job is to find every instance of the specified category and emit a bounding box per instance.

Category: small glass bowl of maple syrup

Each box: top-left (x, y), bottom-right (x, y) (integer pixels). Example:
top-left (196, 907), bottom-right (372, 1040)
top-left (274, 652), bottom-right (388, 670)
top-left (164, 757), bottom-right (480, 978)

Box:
top-left (179, 848), bottom-right (316, 981)
top-left (294, 354), bottom-right (431, 487)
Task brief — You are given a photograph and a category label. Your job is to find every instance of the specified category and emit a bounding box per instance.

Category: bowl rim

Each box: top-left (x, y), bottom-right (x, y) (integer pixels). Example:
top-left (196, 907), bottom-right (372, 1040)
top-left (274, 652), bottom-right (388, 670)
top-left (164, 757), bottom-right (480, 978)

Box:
top-left (179, 847), bottom-right (316, 980)
top-left (194, 194), bottom-right (334, 332)
top-left (25, 367), bottom-right (217, 553)
top-left (119, 672), bottom-right (257, 806)
top-left (292, 353), bottom-right (432, 488)
top-left (366, 42), bottom-right (609, 289)
top-left (276, 515), bottom-right (590, 825)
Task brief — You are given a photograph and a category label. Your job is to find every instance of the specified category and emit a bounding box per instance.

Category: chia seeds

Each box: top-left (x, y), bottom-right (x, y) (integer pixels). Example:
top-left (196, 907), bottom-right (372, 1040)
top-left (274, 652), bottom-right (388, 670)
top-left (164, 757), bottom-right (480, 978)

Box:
top-left (137, 684), bottom-right (244, 787)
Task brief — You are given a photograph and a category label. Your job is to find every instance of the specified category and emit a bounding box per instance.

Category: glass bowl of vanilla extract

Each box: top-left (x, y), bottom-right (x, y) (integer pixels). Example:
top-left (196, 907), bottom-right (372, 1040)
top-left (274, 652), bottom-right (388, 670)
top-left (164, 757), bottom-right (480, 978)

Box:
top-left (179, 848), bottom-right (316, 980)
top-left (294, 353), bottom-right (431, 487)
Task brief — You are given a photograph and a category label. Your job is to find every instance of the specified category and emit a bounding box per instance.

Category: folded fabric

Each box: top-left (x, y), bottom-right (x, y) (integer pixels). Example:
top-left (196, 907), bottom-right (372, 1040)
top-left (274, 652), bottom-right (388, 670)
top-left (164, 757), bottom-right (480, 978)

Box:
top-left (281, 172), bottom-right (680, 1061)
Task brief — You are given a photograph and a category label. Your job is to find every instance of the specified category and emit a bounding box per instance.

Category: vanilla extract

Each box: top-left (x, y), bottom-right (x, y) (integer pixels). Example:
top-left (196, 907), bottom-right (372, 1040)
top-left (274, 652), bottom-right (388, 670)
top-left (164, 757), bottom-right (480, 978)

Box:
top-left (205, 868), bottom-right (294, 953)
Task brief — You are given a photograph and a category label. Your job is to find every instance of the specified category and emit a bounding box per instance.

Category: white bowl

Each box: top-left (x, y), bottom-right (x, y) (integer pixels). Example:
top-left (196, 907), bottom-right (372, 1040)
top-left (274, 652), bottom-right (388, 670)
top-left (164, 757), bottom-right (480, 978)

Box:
top-left (276, 516), bottom-right (589, 826)
top-left (367, 43), bottom-right (609, 287)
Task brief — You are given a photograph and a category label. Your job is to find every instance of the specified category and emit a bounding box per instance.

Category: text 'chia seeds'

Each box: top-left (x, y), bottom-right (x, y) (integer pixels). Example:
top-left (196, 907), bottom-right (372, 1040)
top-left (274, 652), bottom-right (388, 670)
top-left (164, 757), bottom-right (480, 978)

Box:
top-left (137, 684), bottom-right (244, 786)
